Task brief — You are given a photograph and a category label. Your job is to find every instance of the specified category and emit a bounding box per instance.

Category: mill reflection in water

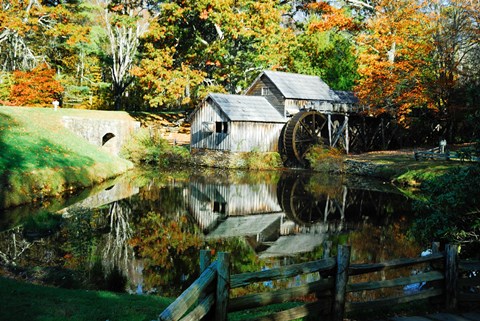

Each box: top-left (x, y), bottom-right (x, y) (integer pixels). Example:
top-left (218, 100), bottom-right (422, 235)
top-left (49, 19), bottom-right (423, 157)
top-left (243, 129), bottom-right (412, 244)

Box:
top-left (187, 171), bottom-right (408, 259)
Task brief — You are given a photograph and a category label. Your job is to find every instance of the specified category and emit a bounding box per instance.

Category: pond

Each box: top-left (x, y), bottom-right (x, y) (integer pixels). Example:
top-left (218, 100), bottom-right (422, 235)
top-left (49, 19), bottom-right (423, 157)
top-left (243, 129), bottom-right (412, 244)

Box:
top-left (0, 168), bottom-right (421, 297)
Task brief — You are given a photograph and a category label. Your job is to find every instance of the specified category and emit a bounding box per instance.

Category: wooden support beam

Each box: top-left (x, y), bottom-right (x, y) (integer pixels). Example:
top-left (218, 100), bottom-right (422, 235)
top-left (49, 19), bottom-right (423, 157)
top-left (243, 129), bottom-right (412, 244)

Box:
top-left (345, 115), bottom-right (349, 154)
top-left (216, 252), bottom-right (230, 321)
top-left (333, 245), bottom-right (351, 321)
top-left (445, 244), bottom-right (459, 311)
top-left (328, 113), bottom-right (332, 146)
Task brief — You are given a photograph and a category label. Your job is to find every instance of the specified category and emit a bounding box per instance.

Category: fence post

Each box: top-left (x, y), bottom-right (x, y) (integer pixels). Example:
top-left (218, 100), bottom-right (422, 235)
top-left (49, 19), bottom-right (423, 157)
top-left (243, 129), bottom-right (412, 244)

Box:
top-left (445, 244), bottom-right (459, 311)
top-left (333, 245), bottom-right (351, 321)
top-left (216, 252), bottom-right (230, 321)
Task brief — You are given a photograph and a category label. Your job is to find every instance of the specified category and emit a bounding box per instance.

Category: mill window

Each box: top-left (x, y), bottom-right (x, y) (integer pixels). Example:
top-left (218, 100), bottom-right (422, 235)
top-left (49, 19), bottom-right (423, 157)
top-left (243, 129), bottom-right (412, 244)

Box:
top-left (215, 121), bottom-right (228, 134)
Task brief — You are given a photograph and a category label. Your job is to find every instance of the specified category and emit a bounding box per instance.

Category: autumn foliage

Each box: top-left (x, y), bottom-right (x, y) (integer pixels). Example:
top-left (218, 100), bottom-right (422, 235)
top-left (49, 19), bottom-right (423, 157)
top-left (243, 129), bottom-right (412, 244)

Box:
top-left (355, 0), bottom-right (436, 126)
top-left (9, 64), bottom-right (64, 107)
top-left (307, 2), bottom-right (359, 32)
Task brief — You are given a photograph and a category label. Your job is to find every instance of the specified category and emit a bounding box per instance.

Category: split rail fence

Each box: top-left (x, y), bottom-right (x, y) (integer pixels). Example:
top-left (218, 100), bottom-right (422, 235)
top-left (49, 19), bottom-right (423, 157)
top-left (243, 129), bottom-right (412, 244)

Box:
top-left (158, 243), bottom-right (480, 321)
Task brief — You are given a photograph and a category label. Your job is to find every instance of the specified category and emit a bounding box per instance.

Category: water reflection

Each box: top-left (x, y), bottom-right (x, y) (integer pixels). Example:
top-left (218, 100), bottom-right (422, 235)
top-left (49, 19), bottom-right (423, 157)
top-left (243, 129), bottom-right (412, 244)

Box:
top-left (0, 169), bottom-right (418, 297)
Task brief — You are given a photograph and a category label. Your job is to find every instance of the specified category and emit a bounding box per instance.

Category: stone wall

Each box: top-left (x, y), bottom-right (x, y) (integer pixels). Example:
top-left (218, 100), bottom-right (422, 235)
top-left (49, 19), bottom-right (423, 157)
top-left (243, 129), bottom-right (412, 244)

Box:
top-left (62, 116), bottom-right (140, 156)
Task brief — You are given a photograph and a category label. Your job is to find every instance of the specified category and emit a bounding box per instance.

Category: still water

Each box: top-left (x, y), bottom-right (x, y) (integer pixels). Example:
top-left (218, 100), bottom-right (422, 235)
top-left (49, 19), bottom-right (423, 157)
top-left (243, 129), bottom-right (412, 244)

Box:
top-left (0, 168), bottom-right (420, 296)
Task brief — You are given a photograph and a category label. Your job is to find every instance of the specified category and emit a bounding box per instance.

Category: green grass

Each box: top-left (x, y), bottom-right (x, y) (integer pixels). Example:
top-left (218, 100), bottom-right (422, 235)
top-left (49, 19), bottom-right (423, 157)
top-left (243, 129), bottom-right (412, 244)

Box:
top-left (346, 152), bottom-right (467, 184)
top-left (0, 106), bottom-right (133, 208)
top-left (0, 276), bottom-right (173, 321)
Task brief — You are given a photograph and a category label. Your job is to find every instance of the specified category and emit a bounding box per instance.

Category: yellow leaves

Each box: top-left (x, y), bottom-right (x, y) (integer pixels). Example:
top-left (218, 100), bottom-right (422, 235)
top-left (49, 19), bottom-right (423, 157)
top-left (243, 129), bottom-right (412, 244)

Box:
top-left (355, 0), bottom-right (435, 123)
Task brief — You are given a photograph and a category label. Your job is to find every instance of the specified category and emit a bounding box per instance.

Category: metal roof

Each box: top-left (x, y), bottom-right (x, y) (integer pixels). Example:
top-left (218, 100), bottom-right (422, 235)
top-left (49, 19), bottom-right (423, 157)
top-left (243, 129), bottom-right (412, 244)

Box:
top-left (261, 70), bottom-right (335, 101)
top-left (209, 93), bottom-right (286, 123)
top-left (331, 90), bottom-right (358, 104)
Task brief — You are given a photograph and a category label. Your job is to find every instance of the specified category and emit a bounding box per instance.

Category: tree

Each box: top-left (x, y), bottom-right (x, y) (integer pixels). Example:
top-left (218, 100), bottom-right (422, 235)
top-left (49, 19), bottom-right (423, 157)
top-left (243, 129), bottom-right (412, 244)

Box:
top-left (95, 0), bottom-right (155, 110)
top-left (428, 0), bottom-right (480, 141)
top-left (133, 0), bottom-right (295, 109)
top-left (9, 63), bottom-right (64, 107)
top-left (355, 0), bottom-right (435, 126)
top-left (290, 1), bottom-right (360, 90)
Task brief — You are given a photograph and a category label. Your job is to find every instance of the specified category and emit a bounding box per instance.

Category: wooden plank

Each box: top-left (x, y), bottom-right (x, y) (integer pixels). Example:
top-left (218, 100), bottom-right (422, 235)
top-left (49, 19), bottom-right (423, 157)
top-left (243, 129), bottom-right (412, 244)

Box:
top-left (159, 261), bottom-right (218, 321)
top-left (230, 257), bottom-right (336, 289)
top-left (228, 278), bottom-right (334, 312)
top-left (247, 301), bottom-right (331, 321)
top-left (333, 245), bottom-right (351, 321)
top-left (428, 313), bottom-right (473, 321)
top-left (216, 252), bottom-right (230, 321)
top-left (446, 244), bottom-right (459, 310)
top-left (347, 271), bottom-right (444, 292)
top-left (345, 288), bottom-right (443, 312)
top-left (348, 253), bottom-right (444, 276)
top-left (179, 293), bottom-right (215, 321)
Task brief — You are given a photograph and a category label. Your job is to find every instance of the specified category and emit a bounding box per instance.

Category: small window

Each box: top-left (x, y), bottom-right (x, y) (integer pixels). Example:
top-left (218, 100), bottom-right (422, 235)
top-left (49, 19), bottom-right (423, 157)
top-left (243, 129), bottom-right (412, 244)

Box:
top-left (215, 121), bottom-right (228, 134)
top-left (261, 87), bottom-right (271, 96)
top-left (213, 201), bottom-right (227, 214)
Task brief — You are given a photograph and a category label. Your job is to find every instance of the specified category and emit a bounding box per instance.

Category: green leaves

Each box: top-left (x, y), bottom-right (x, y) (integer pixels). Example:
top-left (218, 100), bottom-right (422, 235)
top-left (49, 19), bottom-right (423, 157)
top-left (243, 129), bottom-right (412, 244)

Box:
top-left (410, 166), bottom-right (480, 253)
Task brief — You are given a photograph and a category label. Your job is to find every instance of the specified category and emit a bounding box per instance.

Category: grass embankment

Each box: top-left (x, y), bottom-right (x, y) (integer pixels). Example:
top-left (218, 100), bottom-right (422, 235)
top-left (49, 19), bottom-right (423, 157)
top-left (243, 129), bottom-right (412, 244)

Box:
top-left (344, 151), bottom-right (463, 186)
top-left (0, 276), bottom-right (303, 321)
top-left (0, 276), bottom-right (173, 321)
top-left (0, 106), bottom-right (133, 208)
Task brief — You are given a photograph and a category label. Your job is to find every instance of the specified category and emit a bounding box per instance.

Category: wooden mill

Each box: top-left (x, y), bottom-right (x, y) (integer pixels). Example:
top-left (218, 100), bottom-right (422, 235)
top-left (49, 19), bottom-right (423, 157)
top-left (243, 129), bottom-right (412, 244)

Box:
top-left (190, 70), bottom-right (386, 166)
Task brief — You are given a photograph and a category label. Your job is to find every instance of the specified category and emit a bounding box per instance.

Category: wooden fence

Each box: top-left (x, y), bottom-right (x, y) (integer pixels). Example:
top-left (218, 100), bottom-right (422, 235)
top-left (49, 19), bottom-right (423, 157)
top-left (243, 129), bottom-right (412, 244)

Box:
top-left (413, 144), bottom-right (480, 162)
top-left (158, 243), bottom-right (480, 321)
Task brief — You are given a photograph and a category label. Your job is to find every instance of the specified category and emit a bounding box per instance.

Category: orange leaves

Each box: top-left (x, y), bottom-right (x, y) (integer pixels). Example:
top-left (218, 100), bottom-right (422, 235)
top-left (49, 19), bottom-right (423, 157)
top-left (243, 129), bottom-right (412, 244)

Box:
top-left (307, 2), bottom-right (359, 32)
top-left (10, 63), bottom-right (64, 107)
top-left (355, 0), bottom-right (435, 126)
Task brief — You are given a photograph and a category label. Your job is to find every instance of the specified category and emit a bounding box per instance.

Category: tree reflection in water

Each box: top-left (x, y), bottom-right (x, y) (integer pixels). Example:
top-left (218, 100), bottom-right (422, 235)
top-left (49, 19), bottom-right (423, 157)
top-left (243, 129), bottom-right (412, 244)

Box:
top-left (0, 169), bottom-right (420, 297)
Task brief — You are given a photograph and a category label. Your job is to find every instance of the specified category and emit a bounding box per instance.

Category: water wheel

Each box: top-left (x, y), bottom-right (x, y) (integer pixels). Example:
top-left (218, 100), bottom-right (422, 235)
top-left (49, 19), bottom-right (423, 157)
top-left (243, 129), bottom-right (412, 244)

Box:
top-left (282, 110), bottom-right (327, 166)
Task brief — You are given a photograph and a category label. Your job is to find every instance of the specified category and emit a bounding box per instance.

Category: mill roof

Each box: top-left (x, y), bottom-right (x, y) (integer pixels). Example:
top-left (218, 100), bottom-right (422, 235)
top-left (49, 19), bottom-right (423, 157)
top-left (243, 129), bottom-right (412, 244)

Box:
top-left (208, 93), bottom-right (286, 123)
top-left (331, 90), bottom-right (358, 104)
top-left (250, 70), bottom-right (335, 101)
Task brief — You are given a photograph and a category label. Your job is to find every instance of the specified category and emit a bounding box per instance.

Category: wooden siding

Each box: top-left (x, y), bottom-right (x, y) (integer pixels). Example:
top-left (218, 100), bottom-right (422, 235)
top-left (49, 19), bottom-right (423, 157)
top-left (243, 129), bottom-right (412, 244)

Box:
top-left (229, 122), bottom-right (284, 152)
top-left (190, 99), bottom-right (285, 152)
top-left (190, 101), bottom-right (229, 150)
top-left (245, 76), bottom-right (285, 117)
top-left (285, 99), bottom-right (351, 115)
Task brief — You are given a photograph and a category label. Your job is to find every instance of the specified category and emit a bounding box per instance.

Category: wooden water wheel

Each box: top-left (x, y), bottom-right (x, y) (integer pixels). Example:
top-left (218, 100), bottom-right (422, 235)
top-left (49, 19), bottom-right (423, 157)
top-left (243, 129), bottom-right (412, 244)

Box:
top-left (282, 110), bottom-right (327, 165)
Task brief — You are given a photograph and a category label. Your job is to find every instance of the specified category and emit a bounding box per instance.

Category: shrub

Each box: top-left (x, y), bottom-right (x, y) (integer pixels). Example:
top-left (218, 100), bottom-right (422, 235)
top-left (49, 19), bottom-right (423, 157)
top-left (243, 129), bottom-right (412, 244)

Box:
top-left (9, 63), bottom-right (64, 107)
top-left (409, 166), bottom-right (480, 256)
top-left (305, 145), bottom-right (344, 172)
top-left (242, 149), bottom-right (283, 170)
top-left (121, 128), bottom-right (191, 166)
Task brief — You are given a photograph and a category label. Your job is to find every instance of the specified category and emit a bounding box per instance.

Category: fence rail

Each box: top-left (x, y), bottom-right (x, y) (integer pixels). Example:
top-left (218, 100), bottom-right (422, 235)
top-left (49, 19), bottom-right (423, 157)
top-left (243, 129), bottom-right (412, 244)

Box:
top-left (157, 243), bottom-right (480, 321)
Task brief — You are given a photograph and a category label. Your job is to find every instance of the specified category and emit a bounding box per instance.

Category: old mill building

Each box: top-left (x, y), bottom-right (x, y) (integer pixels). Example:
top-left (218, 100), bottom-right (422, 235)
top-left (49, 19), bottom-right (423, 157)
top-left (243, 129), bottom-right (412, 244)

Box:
top-left (189, 70), bottom-right (358, 163)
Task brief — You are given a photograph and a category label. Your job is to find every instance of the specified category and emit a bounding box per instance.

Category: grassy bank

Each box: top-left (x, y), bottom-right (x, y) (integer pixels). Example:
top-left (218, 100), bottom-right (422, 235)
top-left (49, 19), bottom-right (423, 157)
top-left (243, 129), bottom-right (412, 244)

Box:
top-left (0, 275), bottom-right (304, 321)
top-left (0, 276), bottom-right (172, 321)
top-left (0, 106), bottom-right (133, 208)
top-left (343, 151), bottom-right (467, 186)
